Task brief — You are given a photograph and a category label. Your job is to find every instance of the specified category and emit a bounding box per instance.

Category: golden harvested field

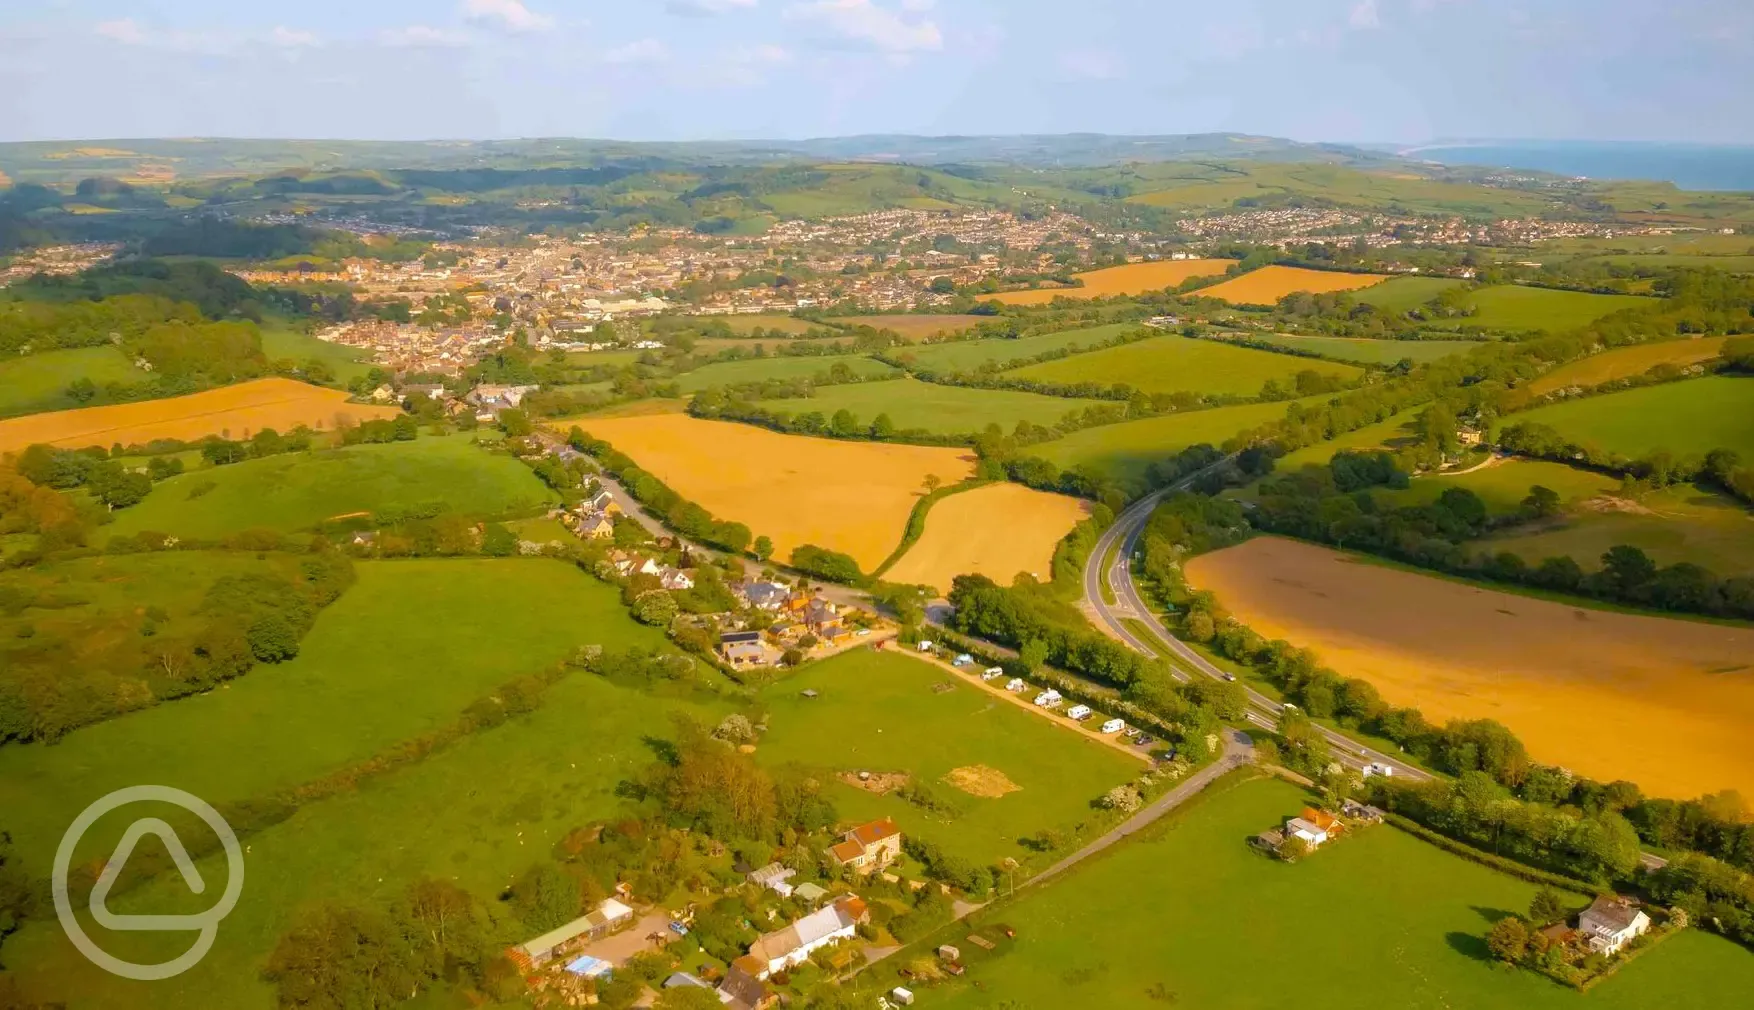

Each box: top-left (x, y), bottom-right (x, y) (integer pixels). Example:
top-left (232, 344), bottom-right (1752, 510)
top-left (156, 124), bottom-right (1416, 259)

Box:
top-left (835, 315), bottom-right (990, 340)
top-left (1199, 265), bottom-right (1389, 306)
top-left (706, 314), bottom-right (823, 336)
top-left (885, 483), bottom-right (1089, 592)
top-left (0, 378), bottom-right (400, 454)
top-left (1525, 337), bottom-right (1729, 395)
top-left (571, 413), bottom-right (973, 570)
top-left (1186, 537), bottom-right (1754, 800)
top-left (991, 260), bottom-right (1234, 305)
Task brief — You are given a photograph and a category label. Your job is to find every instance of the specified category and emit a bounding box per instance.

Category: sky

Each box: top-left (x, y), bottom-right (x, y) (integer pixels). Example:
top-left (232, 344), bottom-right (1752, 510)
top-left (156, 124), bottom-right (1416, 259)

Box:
top-left (1, 0), bottom-right (1751, 145)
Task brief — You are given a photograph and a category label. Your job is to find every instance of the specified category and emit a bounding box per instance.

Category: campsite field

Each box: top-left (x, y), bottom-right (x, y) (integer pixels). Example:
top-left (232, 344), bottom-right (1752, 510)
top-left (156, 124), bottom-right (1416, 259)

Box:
top-left (103, 434), bottom-right (556, 540)
top-left (572, 412), bottom-right (972, 570)
top-left (0, 377), bottom-right (400, 454)
top-left (1524, 336), bottom-right (1729, 395)
top-left (1246, 333), bottom-right (1480, 365)
top-left (5, 640), bottom-right (709, 1010)
top-left (989, 259), bottom-right (1233, 305)
top-left (1006, 334), bottom-right (1361, 396)
top-left (897, 323), bottom-right (1137, 374)
top-left (885, 483), bottom-right (1088, 592)
top-left (755, 649), bottom-right (1140, 867)
top-left (1484, 484), bottom-right (1754, 578)
top-left (1186, 536), bottom-right (1754, 799)
top-left (1354, 274), bottom-right (1467, 312)
top-left (1198, 265), bottom-right (1389, 305)
top-left (0, 345), bottom-right (146, 417)
top-left (1036, 399), bottom-right (1302, 490)
top-left (1442, 284), bottom-right (1650, 332)
top-left (672, 354), bottom-right (899, 393)
top-left (834, 314), bottom-right (990, 340)
top-left (926, 775), bottom-right (1754, 1010)
top-left (1510, 376), bottom-right (1754, 459)
top-left (755, 377), bottom-right (1111, 437)
top-left (0, 558), bottom-right (669, 882)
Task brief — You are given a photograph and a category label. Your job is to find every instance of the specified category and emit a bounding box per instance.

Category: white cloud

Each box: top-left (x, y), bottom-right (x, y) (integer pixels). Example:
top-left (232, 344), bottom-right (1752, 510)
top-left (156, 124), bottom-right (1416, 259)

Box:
top-left (1350, 0), bottom-right (1382, 30)
top-left (271, 26), bottom-right (321, 48)
top-left (785, 0), bottom-right (943, 54)
top-left (93, 19), bottom-right (149, 46)
top-left (462, 0), bottom-right (554, 33)
top-left (1059, 48), bottom-right (1125, 81)
top-left (379, 25), bottom-right (471, 48)
top-left (604, 39), bottom-right (670, 65)
top-left (666, 0), bottom-right (759, 15)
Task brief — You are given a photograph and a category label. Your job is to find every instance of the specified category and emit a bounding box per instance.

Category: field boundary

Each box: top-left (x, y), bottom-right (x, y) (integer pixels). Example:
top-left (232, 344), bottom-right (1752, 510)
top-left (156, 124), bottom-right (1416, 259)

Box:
top-left (1382, 813), bottom-right (1602, 896)
top-left (870, 478), bottom-right (996, 579)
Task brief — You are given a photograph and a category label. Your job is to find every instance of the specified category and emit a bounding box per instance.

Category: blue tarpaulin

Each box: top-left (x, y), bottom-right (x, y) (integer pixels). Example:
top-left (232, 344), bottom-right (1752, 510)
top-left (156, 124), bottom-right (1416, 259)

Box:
top-left (565, 955), bottom-right (612, 978)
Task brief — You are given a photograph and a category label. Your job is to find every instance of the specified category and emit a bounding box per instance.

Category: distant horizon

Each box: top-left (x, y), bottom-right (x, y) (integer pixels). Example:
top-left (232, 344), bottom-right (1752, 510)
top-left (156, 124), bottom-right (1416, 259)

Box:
top-left (5, 134), bottom-right (1754, 149)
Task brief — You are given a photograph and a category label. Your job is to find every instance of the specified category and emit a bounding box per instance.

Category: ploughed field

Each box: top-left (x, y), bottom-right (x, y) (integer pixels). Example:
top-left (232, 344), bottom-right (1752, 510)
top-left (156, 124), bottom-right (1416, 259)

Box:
top-left (1185, 536), bottom-right (1754, 800)
top-left (884, 483), bottom-right (1089, 593)
top-left (1197, 265), bottom-right (1389, 305)
top-left (572, 412), bottom-right (973, 570)
top-left (989, 259), bottom-right (1234, 305)
top-left (1005, 334), bottom-right (1362, 396)
top-left (0, 377), bottom-right (400, 454)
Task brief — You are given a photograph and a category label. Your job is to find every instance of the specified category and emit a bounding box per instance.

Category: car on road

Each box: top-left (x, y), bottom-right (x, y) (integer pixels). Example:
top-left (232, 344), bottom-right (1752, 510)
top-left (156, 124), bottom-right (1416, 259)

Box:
top-left (1221, 673), bottom-right (1237, 682)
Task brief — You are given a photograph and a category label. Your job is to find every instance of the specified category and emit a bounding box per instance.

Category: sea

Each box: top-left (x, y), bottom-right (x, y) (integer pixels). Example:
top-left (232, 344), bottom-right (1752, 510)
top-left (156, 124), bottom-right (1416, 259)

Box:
top-left (1407, 141), bottom-right (1754, 193)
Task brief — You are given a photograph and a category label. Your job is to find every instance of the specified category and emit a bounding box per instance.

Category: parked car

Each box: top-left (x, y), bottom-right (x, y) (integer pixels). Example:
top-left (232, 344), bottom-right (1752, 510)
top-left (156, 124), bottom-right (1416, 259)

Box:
top-left (667, 921), bottom-right (690, 936)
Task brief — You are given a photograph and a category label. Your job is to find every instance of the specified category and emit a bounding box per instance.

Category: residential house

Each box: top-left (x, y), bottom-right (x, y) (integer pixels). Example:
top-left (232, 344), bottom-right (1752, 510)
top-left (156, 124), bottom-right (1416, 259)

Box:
top-left (827, 818), bottom-right (902, 874)
top-left (740, 581), bottom-right (792, 612)
top-left (744, 897), bottom-right (869, 979)
top-left (578, 514), bottom-right (615, 540)
top-left (659, 567), bottom-right (696, 591)
top-left (720, 957), bottom-right (777, 1010)
top-left (1577, 896), bottom-right (1651, 955)
top-left (747, 862), bottom-right (796, 897)
top-left (720, 631), bottom-right (768, 667)
top-left (1283, 809), bottom-right (1345, 849)
top-left (585, 490), bottom-right (622, 516)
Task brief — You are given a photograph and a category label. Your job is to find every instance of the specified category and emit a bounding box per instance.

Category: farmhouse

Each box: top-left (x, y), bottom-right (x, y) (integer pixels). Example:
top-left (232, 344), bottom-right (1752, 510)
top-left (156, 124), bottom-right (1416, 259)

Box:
top-left (827, 818), bottom-right (903, 873)
top-left (509, 897), bottom-right (635, 969)
top-left (721, 958), bottom-right (777, 1010)
top-left (1577, 896), bottom-right (1651, 955)
top-left (744, 896), bottom-right (869, 979)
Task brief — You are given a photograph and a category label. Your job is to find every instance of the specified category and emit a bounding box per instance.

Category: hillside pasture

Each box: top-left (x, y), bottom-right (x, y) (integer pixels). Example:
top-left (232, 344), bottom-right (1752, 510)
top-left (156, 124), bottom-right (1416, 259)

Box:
top-left (896, 323), bottom-right (1138, 374)
top-left (1186, 536), bottom-right (1754, 799)
top-left (260, 325), bottom-right (378, 384)
top-left (1353, 275), bottom-right (1468, 312)
top-left (1371, 458), bottom-right (1620, 515)
top-left (755, 649), bottom-right (1140, 867)
top-left (989, 259), bottom-right (1234, 305)
top-left (755, 377), bottom-right (1112, 437)
top-left (1006, 335), bottom-right (1362, 397)
top-left (1247, 334), bottom-right (1480, 365)
top-left (0, 345), bottom-right (147, 418)
top-left (1510, 376), bottom-right (1754, 459)
top-left (104, 434), bottom-right (556, 541)
top-left (571, 412), bottom-right (972, 570)
top-left (1524, 336), bottom-right (1728, 396)
top-left (699, 313), bottom-right (823, 336)
top-left (929, 775), bottom-right (1754, 1010)
top-left (1267, 409), bottom-right (1424, 472)
top-left (0, 377), bottom-right (401, 454)
top-left (834, 314), bottom-right (990, 340)
top-left (672, 354), bottom-right (899, 393)
top-left (1484, 484), bottom-right (1754, 578)
top-left (885, 483), bottom-right (1089, 592)
top-left (1443, 285), bottom-right (1650, 333)
top-left (1198, 265), bottom-right (1389, 306)
top-left (1036, 399), bottom-right (1302, 490)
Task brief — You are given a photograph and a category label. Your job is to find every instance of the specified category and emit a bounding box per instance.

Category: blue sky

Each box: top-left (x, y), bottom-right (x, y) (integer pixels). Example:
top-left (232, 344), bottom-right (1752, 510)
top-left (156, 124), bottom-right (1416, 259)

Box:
top-left (1, 0), bottom-right (1750, 144)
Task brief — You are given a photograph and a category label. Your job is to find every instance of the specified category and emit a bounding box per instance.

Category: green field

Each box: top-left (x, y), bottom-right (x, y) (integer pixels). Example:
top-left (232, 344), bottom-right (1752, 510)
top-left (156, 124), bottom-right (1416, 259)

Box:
top-left (0, 558), bottom-right (668, 881)
top-left (260, 325), bottom-right (378, 384)
top-left (754, 649), bottom-right (1141, 867)
top-left (706, 313), bottom-right (823, 336)
top-left (1373, 459), bottom-right (1620, 515)
top-left (1265, 409), bottom-right (1425, 473)
top-left (673, 353), bottom-right (899, 393)
top-left (1483, 484), bottom-right (1754, 577)
top-left (104, 434), bottom-right (556, 540)
top-left (1007, 335), bottom-right (1361, 396)
top-left (1442, 285), bottom-right (1651, 333)
top-left (6, 646), bottom-right (711, 1010)
top-left (756, 377), bottom-right (1109, 436)
top-left (922, 776), bottom-right (1754, 1010)
top-left (1354, 275), bottom-right (1468, 312)
top-left (898, 324), bottom-right (1138, 374)
top-left (1249, 334), bottom-right (1480, 366)
top-left (1578, 254), bottom-right (1754, 274)
top-left (1037, 399), bottom-right (1305, 489)
top-left (1509, 376), bottom-right (1754, 459)
top-left (0, 345), bottom-right (147, 417)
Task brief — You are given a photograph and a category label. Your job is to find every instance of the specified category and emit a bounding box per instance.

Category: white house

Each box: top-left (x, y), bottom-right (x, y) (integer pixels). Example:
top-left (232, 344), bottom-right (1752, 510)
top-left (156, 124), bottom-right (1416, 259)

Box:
top-left (1578, 896), bottom-right (1651, 955)
top-left (1285, 817), bottom-right (1329, 848)
top-left (1101, 718), bottom-right (1126, 735)
top-left (746, 897), bottom-right (868, 979)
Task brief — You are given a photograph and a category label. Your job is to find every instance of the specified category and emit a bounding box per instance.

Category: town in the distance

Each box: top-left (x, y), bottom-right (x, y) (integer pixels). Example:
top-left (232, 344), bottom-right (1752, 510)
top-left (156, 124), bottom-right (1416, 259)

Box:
top-left (2, 7), bottom-right (1754, 1010)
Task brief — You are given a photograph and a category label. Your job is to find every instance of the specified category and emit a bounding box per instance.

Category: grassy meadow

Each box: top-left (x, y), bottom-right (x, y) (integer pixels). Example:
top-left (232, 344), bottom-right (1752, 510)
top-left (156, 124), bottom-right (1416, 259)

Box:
top-left (834, 314), bottom-right (990, 340)
top-left (1354, 275), bottom-right (1468, 312)
top-left (1372, 458), bottom-right (1620, 515)
top-left (922, 776), bottom-right (1754, 1010)
top-left (105, 434), bottom-right (556, 540)
top-left (259, 325), bottom-right (378, 384)
top-left (756, 377), bottom-right (1110, 436)
top-left (672, 354), bottom-right (899, 393)
top-left (1198, 266), bottom-right (1388, 306)
top-left (1248, 334), bottom-right (1480, 365)
top-left (1036, 399), bottom-right (1303, 489)
top-left (897, 323), bottom-right (1138, 374)
top-left (1007, 335), bottom-right (1362, 396)
top-left (1509, 376), bottom-right (1754, 458)
top-left (0, 345), bottom-right (148, 418)
top-left (1444, 285), bottom-right (1650, 332)
top-left (1484, 484), bottom-right (1754, 577)
top-left (755, 650), bottom-right (1140, 867)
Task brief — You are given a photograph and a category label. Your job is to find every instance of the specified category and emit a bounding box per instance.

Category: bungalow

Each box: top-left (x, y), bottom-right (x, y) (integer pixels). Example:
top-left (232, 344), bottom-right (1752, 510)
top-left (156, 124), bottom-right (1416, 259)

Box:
top-left (827, 818), bottom-right (903, 874)
top-left (1578, 896), bottom-right (1651, 955)
top-left (1285, 817), bottom-right (1330, 848)
top-left (719, 631), bottom-right (767, 667)
top-left (745, 897), bottom-right (869, 979)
